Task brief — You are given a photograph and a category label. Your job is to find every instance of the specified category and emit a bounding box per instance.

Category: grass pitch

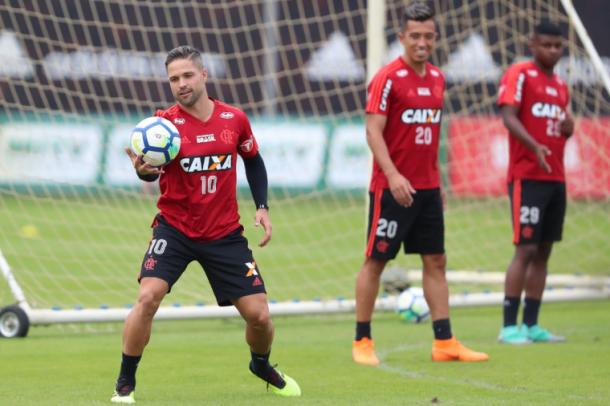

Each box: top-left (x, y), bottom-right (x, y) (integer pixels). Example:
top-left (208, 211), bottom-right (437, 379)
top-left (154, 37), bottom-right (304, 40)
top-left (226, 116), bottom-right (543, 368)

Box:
top-left (1, 300), bottom-right (609, 405)
top-left (1, 192), bottom-right (608, 309)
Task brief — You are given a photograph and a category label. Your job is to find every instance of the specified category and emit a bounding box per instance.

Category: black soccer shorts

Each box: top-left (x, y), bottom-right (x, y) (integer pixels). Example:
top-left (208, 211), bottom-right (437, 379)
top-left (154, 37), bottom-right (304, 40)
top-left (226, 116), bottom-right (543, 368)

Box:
top-left (365, 188), bottom-right (445, 260)
top-left (508, 179), bottom-right (566, 245)
top-left (137, 216), bottom-right (266, 306)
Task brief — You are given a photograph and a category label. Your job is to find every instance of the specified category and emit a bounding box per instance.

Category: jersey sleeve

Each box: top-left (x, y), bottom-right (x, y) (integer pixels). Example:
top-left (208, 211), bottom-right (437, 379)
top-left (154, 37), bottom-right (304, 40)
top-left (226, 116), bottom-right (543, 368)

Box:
top-left (365, 70), bottom-right (392, 115)
top-left (237, 112), bottom-right (259, 159)
top-left (497, 65), bottom-right (525, 108)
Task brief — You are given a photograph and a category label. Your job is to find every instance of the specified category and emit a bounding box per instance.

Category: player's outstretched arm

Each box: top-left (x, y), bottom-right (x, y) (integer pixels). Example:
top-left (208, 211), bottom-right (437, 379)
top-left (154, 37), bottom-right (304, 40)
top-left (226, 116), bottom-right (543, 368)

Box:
top-left (366, 114), bottom-right (416, 206)
top-left (243, 153), bottom-right (271, 246)
top-left (500, 105), bottom-right (552, 173)
top-left (124, 147), bottom-right (162, 181)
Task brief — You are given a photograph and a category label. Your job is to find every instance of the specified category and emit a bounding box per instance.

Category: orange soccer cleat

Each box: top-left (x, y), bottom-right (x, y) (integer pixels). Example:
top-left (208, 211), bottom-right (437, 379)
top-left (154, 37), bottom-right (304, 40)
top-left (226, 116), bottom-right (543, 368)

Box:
top-left (431, 337), bottom-right (489, 362)
top-left (352, 337), bottom-right (380, 366)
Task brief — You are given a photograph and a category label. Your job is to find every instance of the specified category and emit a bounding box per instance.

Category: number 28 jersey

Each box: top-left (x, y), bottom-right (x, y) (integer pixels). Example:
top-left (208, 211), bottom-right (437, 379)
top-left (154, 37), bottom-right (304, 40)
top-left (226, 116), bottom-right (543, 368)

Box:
top-left (497, 61), bottom-right (570, 182)
top-left (366, 57), bottom-right (445, 191)
top-left (153, 99), bottom-right (259, 241)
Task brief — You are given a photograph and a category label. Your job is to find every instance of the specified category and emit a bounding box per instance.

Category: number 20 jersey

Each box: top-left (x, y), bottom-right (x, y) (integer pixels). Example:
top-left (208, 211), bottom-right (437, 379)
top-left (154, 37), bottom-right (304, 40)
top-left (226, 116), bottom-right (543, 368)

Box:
top-left (497, 60), bottom-right (570, 182)
top-left (153, 99), bottom-right (259, 241)
top-left (366, 57), bottom-right (445, 191)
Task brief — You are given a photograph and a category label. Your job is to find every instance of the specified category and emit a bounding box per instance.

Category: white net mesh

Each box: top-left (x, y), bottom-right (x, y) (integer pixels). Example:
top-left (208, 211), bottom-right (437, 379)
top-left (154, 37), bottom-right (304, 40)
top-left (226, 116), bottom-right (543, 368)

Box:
top-left (0, 0), bottom-right (608, 312)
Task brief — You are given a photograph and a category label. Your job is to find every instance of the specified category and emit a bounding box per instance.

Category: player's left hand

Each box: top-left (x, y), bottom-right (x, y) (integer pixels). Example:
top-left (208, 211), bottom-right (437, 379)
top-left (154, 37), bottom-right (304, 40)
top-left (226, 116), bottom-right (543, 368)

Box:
top-left (254, 208), bottom-right (272, 247)
top-left (560, 111), bottom-right (574, 138)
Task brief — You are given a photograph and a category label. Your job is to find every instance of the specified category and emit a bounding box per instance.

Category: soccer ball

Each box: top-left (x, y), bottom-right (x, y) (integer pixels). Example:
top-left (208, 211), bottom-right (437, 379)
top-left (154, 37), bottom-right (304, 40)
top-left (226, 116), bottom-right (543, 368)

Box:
top-left (396, 287), bottom-right (430, 323)
top-left (130, 116), bottom-right (181, 167)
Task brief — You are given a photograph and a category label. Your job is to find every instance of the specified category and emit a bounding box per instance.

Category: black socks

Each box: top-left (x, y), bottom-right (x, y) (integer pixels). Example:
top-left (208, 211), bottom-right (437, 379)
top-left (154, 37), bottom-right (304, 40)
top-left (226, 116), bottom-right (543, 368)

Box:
top-left (117, 353), bottom-right (141, 389)
top-left (503, 296), bottom-right (521, 327)
top-left (355, 321), bottom-right (371, 340)
top-left (432, 318), bottom-right (452, 340)
top-left (522, 297), bottom-right (541, 327)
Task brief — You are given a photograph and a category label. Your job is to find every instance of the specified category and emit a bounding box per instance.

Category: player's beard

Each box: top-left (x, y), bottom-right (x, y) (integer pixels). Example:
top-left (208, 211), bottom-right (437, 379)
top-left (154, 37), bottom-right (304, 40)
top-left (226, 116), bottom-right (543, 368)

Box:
top-left (176, 87), bottom-right (202, 108)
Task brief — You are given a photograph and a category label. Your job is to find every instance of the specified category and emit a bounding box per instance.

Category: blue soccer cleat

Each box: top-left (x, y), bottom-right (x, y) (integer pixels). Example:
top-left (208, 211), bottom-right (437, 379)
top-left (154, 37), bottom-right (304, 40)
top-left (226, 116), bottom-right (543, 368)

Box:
top-left (498, 325), bottom-right (531, 345)
top-left (525, 324), bottom-right (566, 343)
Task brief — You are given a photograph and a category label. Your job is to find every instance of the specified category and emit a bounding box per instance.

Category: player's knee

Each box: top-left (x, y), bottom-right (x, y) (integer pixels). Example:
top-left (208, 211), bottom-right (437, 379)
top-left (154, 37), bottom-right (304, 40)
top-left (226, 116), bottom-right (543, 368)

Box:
top-left (515, 245), bottom-right (538, 262)
top-left (136, 291), bottom-right (162, 317)
top-left (362, 257), bottom-right (387, 276)
top-left (246, 308), bottom-right (272, 330)
top-left (424, 253), bottom-right (446, 271)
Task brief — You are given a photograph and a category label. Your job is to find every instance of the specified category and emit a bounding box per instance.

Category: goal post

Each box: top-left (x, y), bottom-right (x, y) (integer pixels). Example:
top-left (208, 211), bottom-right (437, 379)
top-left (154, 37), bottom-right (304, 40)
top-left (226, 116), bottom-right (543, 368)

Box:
top-left (1, 1), bottom-right (609, 337)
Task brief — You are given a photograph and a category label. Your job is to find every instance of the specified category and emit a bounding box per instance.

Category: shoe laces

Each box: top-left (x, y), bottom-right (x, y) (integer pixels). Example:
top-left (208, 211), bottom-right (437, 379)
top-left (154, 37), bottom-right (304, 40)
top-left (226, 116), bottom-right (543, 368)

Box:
top-left (260, 363), bottom-right (286, 391)
top-left (116, 384), bottom-right (134, 396)
top-left (115, 378), bottom-right (135, 396)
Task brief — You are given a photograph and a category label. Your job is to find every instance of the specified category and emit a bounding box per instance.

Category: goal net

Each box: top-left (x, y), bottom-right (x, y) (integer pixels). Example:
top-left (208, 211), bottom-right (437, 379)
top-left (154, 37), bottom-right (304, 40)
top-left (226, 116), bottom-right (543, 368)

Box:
top-left (0, 0), bottom-right (608, 327)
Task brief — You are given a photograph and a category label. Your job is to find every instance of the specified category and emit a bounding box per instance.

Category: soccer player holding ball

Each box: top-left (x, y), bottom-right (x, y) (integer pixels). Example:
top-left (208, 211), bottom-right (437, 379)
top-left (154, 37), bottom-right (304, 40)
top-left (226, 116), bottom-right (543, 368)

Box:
top-left (497, 22), bottom-right (573, 344)
top-left (111, 46), bottom-right (300, 403)
top-left (352, 2), bottom-right (488, 365)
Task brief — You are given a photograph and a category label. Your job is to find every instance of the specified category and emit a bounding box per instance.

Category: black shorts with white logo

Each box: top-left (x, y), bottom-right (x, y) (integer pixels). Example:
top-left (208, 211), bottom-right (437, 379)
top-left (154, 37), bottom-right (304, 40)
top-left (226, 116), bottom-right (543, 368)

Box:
top-left (366, 188), bottom-right (445, 260)
top-left (138, 216), bottom-right (266, 306)
top-left (508, 179), bottom-right (566, 245)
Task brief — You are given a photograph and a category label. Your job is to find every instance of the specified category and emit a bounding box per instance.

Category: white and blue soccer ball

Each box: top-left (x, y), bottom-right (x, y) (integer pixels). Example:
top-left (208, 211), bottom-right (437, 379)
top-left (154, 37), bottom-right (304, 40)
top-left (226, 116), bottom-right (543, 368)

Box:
top-left (396, 287), bottom-right (430, 323)
top-left (130, 116), bottom-right (181, 167)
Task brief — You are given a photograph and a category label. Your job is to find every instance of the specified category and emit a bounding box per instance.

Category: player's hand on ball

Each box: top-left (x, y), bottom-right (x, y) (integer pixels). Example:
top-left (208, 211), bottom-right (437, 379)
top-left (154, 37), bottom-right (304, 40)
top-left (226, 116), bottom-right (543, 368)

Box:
top-left (388, 172), bottom-right (416, 207)
top-left (125, 147), bottom-right (164, 176)
top-left (560, 111), bottom-right (574, 138)
top-left (534, 143), bottom-right (552, 173)
top-left (254, 208), bottom-right (272, 247)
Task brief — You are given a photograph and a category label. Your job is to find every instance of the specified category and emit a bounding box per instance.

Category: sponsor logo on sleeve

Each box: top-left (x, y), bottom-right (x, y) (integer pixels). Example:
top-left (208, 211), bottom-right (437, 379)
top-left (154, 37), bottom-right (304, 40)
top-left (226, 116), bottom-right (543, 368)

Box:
top-left (240, 138), bottom-right (254, 153)
top-left (379, 78), bottom-right (393, 111)
top-left (219, 111), bottom-right (234, 119)
top-left (515, 72), bottom-right (525, 102)
top-left (396, 69), bottom-right (408, 77)
top-left (430, 69), bottom-right (440, 77)
top-left (173, 117), bottom-right (185, 125)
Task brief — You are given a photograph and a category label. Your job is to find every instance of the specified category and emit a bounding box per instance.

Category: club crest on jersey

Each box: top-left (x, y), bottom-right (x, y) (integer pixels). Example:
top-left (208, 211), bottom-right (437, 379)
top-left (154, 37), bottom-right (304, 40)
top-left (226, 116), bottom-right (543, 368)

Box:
top-left (173, 117), bottom-right (185, 125)
top-left (196, 134), bottom-right (215, 143)
top-left (531, 102), bottom-right (565, 119)
top-left (179, 154), bottom-right (233, 173)
top-left (527, 69), bottom-right (538, 77)
top-left (396, 69), bottom-right (408, 77)
top-left (220, 129), bottom-right (236, 144)
top-left (545, 86), bottom-right (558, 97)
top-left (430, 69), bottom-right (440, 77)
top-left (401, 108), bottom-right (442, 124)
top-left (219, 111), bottom-right (234, 119)
top-left (417, 87), bottom-right (431, 96)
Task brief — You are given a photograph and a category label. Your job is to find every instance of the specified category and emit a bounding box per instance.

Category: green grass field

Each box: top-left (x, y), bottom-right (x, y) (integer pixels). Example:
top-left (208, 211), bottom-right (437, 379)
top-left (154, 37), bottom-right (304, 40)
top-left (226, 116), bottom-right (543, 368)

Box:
top-left (1, 191), bottom-right (608, 309)
top-left (1, 190), bottom-right (609, 405)
top-left (1, 301), bottom-right (609, 405)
